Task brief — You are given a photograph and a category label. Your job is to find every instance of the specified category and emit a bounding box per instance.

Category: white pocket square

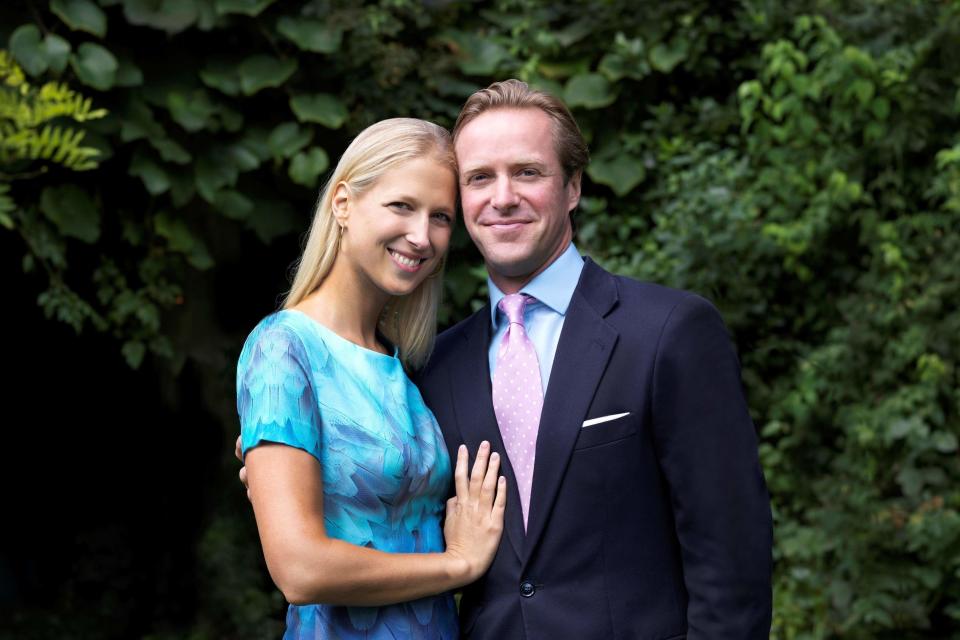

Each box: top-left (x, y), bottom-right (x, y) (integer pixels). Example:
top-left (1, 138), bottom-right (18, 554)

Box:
top-left (581, 412), bottom-right (631, 428)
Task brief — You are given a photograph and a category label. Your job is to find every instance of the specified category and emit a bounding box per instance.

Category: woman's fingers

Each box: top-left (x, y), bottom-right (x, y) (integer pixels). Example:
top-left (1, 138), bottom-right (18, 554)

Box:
top-left (469, 441), bottom-right (490, 498)
top-left (480, 452), bottom-right (500, 505)
top-left (454, 444), bottom-right (468, 500)
top-left (456, 441), bottom-right (506, 516)
top-left (494, 476), bottom-right (507, 515)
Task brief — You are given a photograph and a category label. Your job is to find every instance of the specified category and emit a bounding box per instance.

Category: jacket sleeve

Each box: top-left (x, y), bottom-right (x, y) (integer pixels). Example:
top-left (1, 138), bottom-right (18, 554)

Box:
top-left (651, 294), bottom-right (773, 638)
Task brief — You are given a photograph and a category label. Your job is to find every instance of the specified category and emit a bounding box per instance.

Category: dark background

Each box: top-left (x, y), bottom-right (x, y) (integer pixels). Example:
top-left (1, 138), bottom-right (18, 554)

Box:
top-left (3, 1), bottom-right (959, 638)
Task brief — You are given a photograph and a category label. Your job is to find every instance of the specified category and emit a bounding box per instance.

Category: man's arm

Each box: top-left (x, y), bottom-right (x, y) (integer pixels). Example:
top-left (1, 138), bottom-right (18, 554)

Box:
top-left (651, 294), bottom-right (773, 638)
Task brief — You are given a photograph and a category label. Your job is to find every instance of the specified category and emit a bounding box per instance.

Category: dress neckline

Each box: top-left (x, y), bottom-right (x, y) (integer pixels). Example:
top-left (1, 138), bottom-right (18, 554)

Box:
top-left (278, 308), bottom-right (399, 361)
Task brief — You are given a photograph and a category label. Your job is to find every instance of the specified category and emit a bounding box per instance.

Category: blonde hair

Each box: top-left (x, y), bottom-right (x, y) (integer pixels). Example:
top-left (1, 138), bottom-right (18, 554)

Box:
top-left (283, 118), bottom-right (456, 370)
top-left (453, 79), bottom-right (589, 183)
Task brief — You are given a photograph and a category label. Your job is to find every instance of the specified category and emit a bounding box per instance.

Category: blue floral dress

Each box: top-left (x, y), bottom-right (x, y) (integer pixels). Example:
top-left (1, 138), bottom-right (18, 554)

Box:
top-left (237, 309), bottom-right (457, 639)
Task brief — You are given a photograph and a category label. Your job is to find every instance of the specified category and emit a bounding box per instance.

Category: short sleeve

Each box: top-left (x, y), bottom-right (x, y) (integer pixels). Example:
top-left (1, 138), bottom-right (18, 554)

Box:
top-left (237, 324), bottom-right (323, 463)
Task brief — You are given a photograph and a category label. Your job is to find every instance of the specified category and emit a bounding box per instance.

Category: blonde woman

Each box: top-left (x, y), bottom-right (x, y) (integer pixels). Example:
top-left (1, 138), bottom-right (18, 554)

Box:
top-left (236, 118), bottom-right (506, 639)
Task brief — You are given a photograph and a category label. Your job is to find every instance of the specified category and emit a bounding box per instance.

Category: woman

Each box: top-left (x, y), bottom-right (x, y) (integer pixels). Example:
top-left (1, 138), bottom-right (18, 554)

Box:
top-left (236, 118), bottom-right (505, 638)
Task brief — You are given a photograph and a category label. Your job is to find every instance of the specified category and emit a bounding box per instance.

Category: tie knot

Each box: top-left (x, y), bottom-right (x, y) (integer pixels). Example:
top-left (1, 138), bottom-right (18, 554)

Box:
top-left (498, 293), bottom-right (533, 327)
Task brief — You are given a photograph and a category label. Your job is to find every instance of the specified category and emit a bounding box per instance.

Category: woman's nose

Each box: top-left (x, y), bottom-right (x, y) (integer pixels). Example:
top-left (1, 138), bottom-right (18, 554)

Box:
top-left (405, 213), bottom-right (431, 249)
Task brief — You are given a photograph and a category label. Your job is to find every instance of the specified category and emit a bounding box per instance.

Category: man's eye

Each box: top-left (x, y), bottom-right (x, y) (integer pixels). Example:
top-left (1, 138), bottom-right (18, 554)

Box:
top-left (467, 173), bottom-right (489, 184)
top-left (519, 168), bottom-right (539, 177)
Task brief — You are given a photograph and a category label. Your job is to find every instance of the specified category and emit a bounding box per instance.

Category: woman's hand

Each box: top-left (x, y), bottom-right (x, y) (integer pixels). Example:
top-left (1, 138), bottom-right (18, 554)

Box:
top-left (443, 441), bottom-right (507, 584)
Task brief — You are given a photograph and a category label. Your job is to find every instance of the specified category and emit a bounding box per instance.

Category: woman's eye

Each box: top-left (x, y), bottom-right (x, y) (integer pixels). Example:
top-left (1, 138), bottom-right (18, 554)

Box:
top-left (431, 212), bottom-right (453, 223)
top-left (389, 201), bottom-right (412, 210)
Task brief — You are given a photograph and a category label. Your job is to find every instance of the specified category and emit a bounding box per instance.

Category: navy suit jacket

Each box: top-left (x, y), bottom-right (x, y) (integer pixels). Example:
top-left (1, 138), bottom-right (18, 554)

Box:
top-left (417, 258), bottom-right (773, 639)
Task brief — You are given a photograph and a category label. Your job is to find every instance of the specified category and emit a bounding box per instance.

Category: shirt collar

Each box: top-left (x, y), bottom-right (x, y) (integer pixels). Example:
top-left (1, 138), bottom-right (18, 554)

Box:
top-left (489, 243), bottom-right (584, 327)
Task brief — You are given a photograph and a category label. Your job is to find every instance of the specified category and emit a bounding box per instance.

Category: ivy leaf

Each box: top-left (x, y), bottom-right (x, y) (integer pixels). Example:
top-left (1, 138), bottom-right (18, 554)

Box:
top-left (154, 210), bottom-right (194, 252)
top-left (872, 96), bottom-right (891, 121)
top-left (225, 142), bottom-right (260, 172)
top-left (537, 59), bottom-right (590, 81)
top-left (290, 93), bottom-right (348, 129)
top-left (0, 185), bottom-right (16, 230)
top-left (247, 198), bottom-right (300, 243)
top-left (195, 151), bottom-right (238, 202)
top-left (9, 25), bottom-right (47, 76)
top-left (188, 242), bottom-right (214, 270)
top-left (122, 340), bottom-right (146, 369)
top-left (599, 52), bottom-right (650, 82)
top-left (218, 107), bottom-right (243, 135)
top-left (123, 0), bottom-right (199, 34)
top-left (40, 184), bottom-right (101, 243)
top-left (587, 154), bottom-right (646, 196)
top-left (43, 34), bottom-right (73, 73)
top-left (214, 190), bottom-right (254, 220)
top-left (289, 147), bottom-right (330, 187)
top-left (120, 98), bottom-right (164, 142)
top-left (234, 130), bottom-right (272, 164)
top-left (238, 55), bottom-right (297, 95)
top-left (115, 56), bottom-right (144, 86)
top-left (168, 170), bottom-right (196, 206)
top-left (276, 17), bottom-right (342, 53)
top-left (554, 18), bottom-right (593, 47)
top-left (438, 29), bottom-right (508, 76)
top-left (167, 89), bottom-right (217, 132)
top-left (933, 431), bottom-right (958, 454)
top-left (564, 73), bottom-right (616, 109)
top-left (71, 43), bottom-right (119, 91)
top-left (649, 38), bottom-right (688, 73)
top-left (155, 211), bottom-right (214, 269)
top-left (51, 0), bottom-right (108, 38)
top-left (11, 27), bottom-right (74, 76)
top-left (151, 138), bottom-right (192, 164)
top-left (199, 60), bottom-right (241, 96)
top-left (215, 0), bottom-right (276, 16)
top-left (129, 152), bottom-right (171, 195)
top-left (267, 122), bottom-right (313, 159)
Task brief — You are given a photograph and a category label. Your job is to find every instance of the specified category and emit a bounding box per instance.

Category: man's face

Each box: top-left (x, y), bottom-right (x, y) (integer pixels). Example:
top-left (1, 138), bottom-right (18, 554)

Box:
top-left (455, 108), bottom-right (581, 293)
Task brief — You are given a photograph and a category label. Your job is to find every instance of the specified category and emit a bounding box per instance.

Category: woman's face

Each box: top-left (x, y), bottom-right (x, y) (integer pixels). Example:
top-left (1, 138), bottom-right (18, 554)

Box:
top-left (336, 156), bottom-right (457, 299)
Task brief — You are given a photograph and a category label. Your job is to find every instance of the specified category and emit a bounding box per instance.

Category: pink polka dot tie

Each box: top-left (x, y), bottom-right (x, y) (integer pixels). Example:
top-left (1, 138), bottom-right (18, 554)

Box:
top-left (492, 293), bottom-right (543, 530)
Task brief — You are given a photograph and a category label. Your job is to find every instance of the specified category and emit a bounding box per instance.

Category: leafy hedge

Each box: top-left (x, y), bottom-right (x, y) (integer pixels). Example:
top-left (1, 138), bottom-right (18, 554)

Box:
top-left (2, 0), bottom-right (958, 637)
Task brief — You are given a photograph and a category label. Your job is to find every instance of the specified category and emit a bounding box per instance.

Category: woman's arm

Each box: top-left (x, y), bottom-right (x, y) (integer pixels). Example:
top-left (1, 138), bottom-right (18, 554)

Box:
top-left (245, 439), bottom-right (505, 606)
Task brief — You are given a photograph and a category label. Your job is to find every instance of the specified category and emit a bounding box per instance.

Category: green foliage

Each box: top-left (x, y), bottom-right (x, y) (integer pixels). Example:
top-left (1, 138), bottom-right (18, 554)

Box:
top-left (2, 0), bottom-right (958, 637)
top-left (51, 0), bottom-right (108, 39)
top-left (0, 51), bottom-right (105, 169)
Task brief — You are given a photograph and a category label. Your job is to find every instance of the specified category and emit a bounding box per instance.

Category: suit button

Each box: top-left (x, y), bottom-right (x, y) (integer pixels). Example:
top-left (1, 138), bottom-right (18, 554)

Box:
top-left (519, 580), bottom-right (535, 597)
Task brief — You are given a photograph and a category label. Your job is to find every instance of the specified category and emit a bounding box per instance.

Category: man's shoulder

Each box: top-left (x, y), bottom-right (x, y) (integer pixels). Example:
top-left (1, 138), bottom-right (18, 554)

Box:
top-left (582, 259), bottom-right (709, 317)
top-left (620, 276), bottom-right (709, 310)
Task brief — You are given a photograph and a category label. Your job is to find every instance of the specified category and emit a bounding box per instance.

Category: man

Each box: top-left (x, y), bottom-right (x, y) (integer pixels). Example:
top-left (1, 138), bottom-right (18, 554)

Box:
top-left (415, 80), bottom-right (772, 638)
top-left (240, 79), bottom-right (773, 638)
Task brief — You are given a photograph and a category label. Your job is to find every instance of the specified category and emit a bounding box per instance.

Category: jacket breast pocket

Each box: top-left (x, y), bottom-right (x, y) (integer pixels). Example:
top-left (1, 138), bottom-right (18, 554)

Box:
top-left (574, 412), bottom-right (638, 450)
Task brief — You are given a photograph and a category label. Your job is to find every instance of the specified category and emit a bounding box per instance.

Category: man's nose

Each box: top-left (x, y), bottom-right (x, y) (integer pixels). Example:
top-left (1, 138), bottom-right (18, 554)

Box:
top-left (491, 176), bottom-right (520, 211)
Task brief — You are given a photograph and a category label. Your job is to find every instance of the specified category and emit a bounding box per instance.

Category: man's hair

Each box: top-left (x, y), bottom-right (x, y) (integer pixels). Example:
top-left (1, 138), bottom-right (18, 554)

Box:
top-left (453, 79), bottom-right (589, 183)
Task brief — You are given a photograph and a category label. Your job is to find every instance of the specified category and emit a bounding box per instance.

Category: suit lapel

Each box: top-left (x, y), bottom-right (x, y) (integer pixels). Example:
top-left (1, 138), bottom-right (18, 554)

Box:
top-left (522, 259), bottom-right (619, 566)
top-left (448, 306), bottom-right (524, 561)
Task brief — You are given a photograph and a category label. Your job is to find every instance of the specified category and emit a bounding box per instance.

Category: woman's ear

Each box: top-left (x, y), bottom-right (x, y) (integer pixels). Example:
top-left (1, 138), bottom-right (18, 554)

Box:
top-left (332, 181), bottom-right (351, 227)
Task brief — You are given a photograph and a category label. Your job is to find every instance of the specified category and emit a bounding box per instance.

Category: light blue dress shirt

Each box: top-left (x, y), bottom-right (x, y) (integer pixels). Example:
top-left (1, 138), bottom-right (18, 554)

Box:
top-left (488, 243), bottom-right (585, 393)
